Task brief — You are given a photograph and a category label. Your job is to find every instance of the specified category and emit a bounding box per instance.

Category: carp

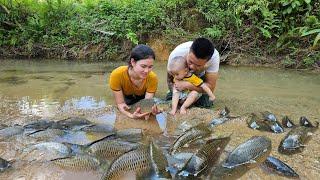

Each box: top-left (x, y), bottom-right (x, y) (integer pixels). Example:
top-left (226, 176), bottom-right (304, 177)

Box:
top-left (211, 163), bottom-right (250, 180)
top-left (223, 136), bottom-right (272, 168)
top-left (281, 116), bottom-right (296, 128)
top-left (170, 123), bottom-right (211, 155)
top-left (51, 155), bottom-right (101, 170)
top-left (130, 99), bottom-right (156, 114)
top-left (0, 157), bottom-right (11, 172)
top-left (87, 139), bottom-right (139, 159)
top-left (101, 146), bottom-right (151, 180)
top-left (261, 111), bottom-right (277, 122)
top-left (54, 117), bottom-right (92, 130)
top-left (102, 141), bottom-right (170, 180)
top-left (263, 156), bottom-right (299, 178)
top-left (278, 121), bottom-right (319, 155)
top-left (0, 125), bottom-right (24, 138)
top-left (247, 113), bottom-right (283, 133)
top-left (179, 136), bottom-right (231, 177)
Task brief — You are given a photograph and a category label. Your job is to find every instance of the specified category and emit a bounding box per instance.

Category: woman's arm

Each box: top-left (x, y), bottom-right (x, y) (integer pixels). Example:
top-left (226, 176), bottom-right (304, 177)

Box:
top-left (112, 90), bottom-right (149, 119)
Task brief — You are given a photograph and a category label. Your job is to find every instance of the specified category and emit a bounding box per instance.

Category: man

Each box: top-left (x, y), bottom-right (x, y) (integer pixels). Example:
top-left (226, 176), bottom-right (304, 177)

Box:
top-left (166, 37), bottom-right (220, 108)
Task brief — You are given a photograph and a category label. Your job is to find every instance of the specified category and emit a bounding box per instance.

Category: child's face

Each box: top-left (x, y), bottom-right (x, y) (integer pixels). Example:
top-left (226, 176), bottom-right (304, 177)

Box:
top-left (172, 68), bottom-right (188, 80)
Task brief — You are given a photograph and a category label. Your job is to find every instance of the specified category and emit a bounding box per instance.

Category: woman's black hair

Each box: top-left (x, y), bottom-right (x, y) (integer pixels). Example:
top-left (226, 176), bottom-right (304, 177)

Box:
top-left (128, 44), bottom-right (155, 67)
top-left (190, 38), bottom-right (214, 61)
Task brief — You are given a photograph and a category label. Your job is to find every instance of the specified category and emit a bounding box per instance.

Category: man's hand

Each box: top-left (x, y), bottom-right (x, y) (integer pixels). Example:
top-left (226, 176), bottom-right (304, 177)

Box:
top-left (174, 80), bottom-right (191, 91)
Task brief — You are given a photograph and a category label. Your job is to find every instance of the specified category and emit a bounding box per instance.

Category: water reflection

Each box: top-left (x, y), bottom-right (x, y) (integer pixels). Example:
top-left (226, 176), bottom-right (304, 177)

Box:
top-left (10, 96), bottom-right (107, 119)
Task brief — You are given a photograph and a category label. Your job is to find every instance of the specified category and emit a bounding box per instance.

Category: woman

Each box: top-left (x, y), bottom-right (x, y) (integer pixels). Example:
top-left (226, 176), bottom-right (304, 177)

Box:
top-left (109, 44), bottom-right (159, 119)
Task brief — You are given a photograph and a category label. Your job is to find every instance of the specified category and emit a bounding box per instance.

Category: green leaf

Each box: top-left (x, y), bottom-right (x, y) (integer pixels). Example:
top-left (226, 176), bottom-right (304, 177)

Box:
top-left (304, 0), bottom-right (311, 4)
top-left (313, 33), bottom-right (320, 47)
top-left (301, 29), bottom-right (320, 36)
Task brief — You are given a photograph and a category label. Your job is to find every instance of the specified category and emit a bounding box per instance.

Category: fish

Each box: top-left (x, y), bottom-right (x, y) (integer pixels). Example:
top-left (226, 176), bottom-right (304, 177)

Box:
top-left (261, 111), bottom-right (277, 122)
top-left (116, 128), bottom-right (143, 142)
top-left (210, 117), bottom-right (230, 127)
top-left (179, 136), bottom-right (231, 177)
top-left (54, 130), bottom-right (114, 146)
top-left (223, 136), bottom-right (272, 168)
top-left (247, 113), bottom-right (284, 133)
top-left (281, 116), bottom-right (296, 128)
top-left (0, 124), bottom-right (8, 130)
top-left (101, 145), bottom-right (152, 180)
top-left (262, 156), bottom-right (299, 178)
top-left (210, 107), bottom-right (240, 127)
top-left (23, 142), bottom-right (70, 161)
top-left (87, 139), bottom-right (139, 159)
top-left (130, 98), bottom-right (155, 114)
top-left (27, 128), bottom-right (65, 140)
top-left (54, 117), bottom-right (92, 130)
top-left (149, 141), bottom-right (171, 179)
top-left (247, 113), bottom-right (272, 131)
top-left (51, 155), bottom-right (101, 170)
top-left (299, 116), bottom-right (316, 128)
top-left (80, 124), bottom-right (114, 133)
top-left (170, 123), bottom-right (211, 155)
top-left (0, 157), bottom-right (11, 172)
top-left (0, 125), bottom-right (24, 138)
top-left (23, 119), bottom-right (54, 130)
top-left (210, 163), bottom-right (250, 180)
top-left (219, 106), bottom-right (230, 117)
top-left (278, 122), bottom-right (319, 154)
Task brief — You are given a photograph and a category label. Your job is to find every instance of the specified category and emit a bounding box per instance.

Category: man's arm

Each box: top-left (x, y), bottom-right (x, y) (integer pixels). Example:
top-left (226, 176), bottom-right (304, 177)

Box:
top-left (203, 72), bottom-right (218, 92)
top-left (174, 72), bottom-right (218, 93)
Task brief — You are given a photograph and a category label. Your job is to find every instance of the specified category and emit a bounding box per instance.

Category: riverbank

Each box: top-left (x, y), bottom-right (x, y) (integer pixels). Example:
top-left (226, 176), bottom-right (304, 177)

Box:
top-left (1, 0), bottom-right (319, 70)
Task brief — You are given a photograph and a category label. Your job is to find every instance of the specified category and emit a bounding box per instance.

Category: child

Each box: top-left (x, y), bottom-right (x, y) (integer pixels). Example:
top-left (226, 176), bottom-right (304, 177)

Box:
top-left (168, 56), bottom-right (216, 115)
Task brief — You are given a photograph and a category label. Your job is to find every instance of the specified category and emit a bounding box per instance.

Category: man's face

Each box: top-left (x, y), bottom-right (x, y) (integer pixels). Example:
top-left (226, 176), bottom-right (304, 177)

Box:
top-left (186, 52), bottom-right (207, 72)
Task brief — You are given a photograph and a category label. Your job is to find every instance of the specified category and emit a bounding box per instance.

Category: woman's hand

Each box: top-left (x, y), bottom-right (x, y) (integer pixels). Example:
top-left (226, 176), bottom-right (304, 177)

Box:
top-left (118, 103), bottom-right (131, 112)
top-left (132, 107), bottom-right (151, 120)
top-left (151, 105), bottom-right (162, 115)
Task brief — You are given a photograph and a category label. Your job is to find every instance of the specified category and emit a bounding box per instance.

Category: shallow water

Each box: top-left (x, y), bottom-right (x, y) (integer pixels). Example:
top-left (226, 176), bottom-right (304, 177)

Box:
top-left (0, 59), bottom-right (319, 179)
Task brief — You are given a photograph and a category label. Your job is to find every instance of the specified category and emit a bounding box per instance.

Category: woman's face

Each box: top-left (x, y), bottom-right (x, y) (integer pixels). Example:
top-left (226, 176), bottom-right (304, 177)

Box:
top-left (131, 58), bottom-right (154, 79)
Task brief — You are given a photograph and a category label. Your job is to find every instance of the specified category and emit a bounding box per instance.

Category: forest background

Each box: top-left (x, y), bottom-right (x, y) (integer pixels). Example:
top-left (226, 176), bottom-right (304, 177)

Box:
top-left (0, 0), bottom-right (319, 69)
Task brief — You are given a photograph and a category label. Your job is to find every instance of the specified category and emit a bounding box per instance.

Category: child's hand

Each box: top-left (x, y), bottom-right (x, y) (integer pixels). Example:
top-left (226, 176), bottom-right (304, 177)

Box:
top-left (180, 107), bottom-right (187, 114)
top-left (169, 109), bottom-right (176, 115)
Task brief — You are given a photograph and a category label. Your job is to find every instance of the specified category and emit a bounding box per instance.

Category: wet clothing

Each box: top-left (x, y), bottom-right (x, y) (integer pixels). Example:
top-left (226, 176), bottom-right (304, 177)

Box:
top-left (109, 66), bottom-right (158, 105)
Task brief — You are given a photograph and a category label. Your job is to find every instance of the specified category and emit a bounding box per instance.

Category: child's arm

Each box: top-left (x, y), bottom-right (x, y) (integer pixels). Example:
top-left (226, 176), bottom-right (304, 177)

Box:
top-left (200, 83), bottom-right (216, 101)
top-left (170, 87), bottom-right (180, 115)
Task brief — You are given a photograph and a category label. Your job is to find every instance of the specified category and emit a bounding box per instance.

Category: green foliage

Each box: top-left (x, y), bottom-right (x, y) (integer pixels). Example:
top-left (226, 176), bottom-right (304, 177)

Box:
top-left (0, 0), bottom-right (319, 68)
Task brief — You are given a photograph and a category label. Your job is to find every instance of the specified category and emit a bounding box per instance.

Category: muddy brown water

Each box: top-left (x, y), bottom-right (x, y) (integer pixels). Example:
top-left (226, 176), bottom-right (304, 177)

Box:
top-left (0, 59), bottom-right (319, 179)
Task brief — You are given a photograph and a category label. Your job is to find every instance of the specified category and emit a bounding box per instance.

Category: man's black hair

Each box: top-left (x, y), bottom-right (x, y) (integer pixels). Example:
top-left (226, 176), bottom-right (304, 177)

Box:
top-left (190, 38), bottom-right (214, 61)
